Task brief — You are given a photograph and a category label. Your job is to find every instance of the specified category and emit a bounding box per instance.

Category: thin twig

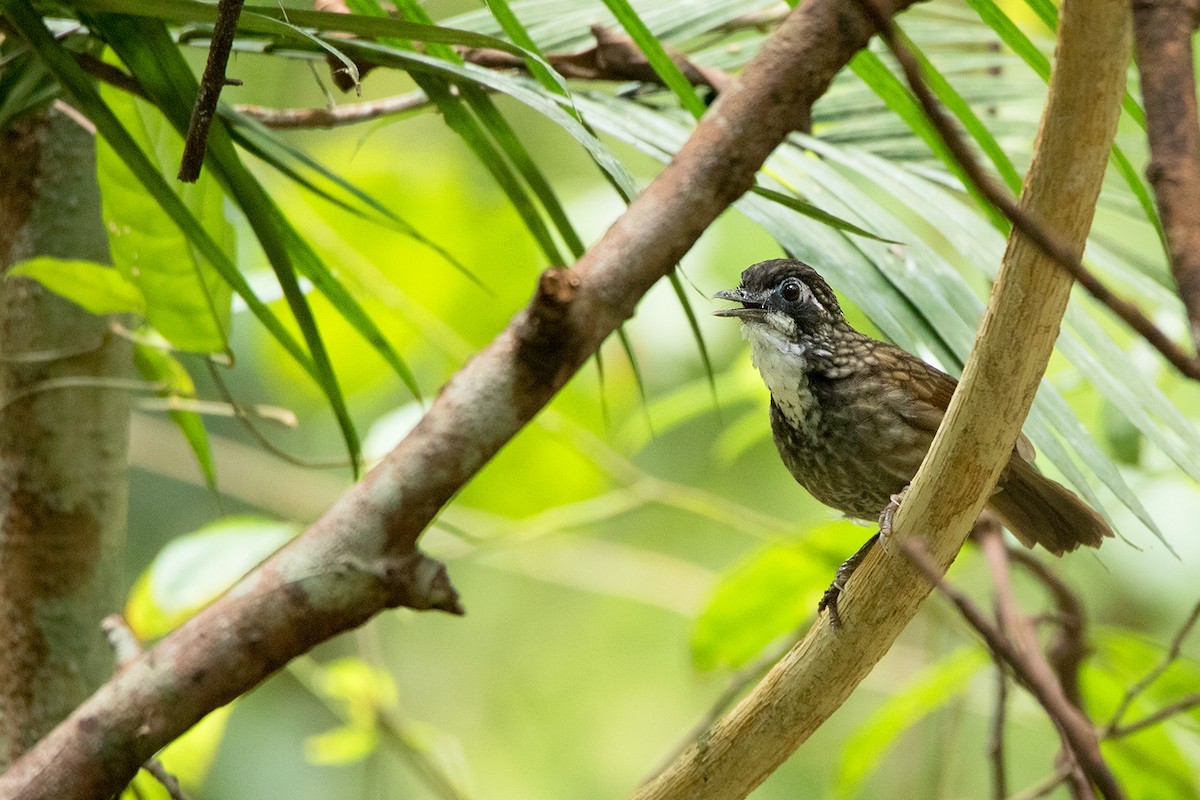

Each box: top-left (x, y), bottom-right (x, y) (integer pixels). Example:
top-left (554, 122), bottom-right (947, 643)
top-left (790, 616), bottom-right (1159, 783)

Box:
top-left (1103, 595), bottom-right (1200, 735)
top-left (977, 522), bottom-right (1091, 798)
top-left (178, 0), bottom-right (245, 181)
top-left (1108, 693), bottom-right (1200, 738)
top-left (235, 91), bottom-right (432, 128)
top-left (1006, 767), bottom-right (1073, 800)
top-left (904, 540), bottom-right (1125, 800)
top-left (989, 659), bottom-right (1009, 800)
top-left (1007, 547), bottom-right (1088, 708)
top-left (141, 760), bottom-right (191, 800)
top-left (856, 0), bottom-right (1200, 381)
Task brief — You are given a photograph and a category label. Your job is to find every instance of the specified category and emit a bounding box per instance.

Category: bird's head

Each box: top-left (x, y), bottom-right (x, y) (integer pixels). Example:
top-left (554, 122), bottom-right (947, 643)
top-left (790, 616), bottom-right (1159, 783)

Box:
top-left (713, 259), bottom-right (844, 341)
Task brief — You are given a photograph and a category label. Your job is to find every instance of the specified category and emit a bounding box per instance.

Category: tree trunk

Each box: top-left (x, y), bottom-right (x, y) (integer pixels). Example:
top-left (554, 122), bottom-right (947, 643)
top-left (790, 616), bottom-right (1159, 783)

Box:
top-left (0, 107), bottom-right (131, 765)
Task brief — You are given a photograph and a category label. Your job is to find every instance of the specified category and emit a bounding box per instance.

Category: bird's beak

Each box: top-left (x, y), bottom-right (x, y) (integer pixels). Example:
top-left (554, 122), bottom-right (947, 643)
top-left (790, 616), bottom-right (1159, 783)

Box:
top-left (712, 288), bottom-right (768, 319)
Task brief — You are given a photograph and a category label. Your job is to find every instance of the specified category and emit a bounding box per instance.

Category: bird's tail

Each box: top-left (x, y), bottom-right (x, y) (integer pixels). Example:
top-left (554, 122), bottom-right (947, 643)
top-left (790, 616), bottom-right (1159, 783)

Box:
top-left (988, 457), bottom-right (1113, 556)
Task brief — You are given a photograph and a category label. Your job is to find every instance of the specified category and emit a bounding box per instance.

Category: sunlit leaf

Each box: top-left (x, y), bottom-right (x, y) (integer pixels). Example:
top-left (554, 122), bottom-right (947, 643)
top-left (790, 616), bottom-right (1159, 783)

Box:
top-left (690, 522), bottom-right (855, 671)
top-left (305, 724), bottom-right (379, 766)
top-left (6, 256), bottom-right (145, 315)
top-left (97, 80), bottom-right (233, 352)
top-left (125, 516), bottom-right (299, 639)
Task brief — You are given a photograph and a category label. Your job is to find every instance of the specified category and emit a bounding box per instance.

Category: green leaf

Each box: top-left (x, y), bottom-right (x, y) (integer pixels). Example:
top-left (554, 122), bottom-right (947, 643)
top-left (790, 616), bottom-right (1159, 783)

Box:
top-left (896, 28), bottom-right (1022, 193)
top-left (690, 523), bottom-right (854, 671)
top-left (305, 724), bottom-right (379, 766)
top-left (750, 187), bottom-right (902, 244)
top-left (7, 256), bottom-right (145, 314)
top-left (131, 338), bottom-right (217, 489)
top-left (125, 515), bottom-right (299, 639)
top-left (835, 647), bottom-right (989, 799)
top-left (849, 49), bottom-right (1008, 231)
top-left (89, 13), bottom-right (366, 467)
top-left (96, 81), bottom-right (233, 352)
top-left (0, 0), bottom-right (318, 390)
top-left (70, 0), bottom-right (564, 66)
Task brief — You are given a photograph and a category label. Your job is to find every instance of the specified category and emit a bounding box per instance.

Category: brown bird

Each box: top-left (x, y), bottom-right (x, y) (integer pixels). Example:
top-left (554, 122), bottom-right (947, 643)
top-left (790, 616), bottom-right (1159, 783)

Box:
top-left (714, 259), bottom-right (1111, 623)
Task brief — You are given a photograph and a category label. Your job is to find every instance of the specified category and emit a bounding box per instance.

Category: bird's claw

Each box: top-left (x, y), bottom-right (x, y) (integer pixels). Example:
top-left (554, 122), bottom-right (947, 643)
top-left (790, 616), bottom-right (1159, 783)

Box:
top-left (877, 486), bottom-right (909, 552)
top-left (818, 530), bottom-right (883, 632)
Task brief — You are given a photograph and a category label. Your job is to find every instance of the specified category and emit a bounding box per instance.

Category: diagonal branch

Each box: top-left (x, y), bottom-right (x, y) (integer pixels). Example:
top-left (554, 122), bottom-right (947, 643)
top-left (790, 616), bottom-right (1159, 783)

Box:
top-left (1132, 0), bottom-right (1200, 350)
top-left (0, 0), bottom-right (921, 798)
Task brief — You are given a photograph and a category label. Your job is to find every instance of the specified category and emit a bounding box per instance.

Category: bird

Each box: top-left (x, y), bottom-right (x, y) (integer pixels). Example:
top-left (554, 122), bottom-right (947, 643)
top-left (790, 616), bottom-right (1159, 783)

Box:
top-left (713, 258), bottom-right (1112, 626)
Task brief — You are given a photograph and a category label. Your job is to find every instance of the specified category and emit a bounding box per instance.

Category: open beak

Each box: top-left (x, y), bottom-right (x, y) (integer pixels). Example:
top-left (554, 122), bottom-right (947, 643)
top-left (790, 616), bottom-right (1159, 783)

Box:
top-left (712, 288), bottom-right (767, 319)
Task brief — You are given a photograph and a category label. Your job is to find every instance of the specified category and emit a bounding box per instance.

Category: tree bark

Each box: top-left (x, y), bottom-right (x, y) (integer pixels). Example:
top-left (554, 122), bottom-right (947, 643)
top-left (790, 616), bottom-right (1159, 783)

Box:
top-left (0, 108), bottom-right (131, 765)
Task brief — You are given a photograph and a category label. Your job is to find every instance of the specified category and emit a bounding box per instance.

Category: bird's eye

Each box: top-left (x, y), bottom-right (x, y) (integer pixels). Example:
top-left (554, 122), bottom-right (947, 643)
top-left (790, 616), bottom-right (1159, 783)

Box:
top-left (780, 279), bottom-right (803, 303)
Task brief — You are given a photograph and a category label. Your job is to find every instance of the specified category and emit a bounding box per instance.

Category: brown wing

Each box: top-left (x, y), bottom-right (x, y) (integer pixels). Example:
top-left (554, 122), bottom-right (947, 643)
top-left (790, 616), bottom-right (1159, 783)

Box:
top-left (870, 344), bottom-right (1036, 477)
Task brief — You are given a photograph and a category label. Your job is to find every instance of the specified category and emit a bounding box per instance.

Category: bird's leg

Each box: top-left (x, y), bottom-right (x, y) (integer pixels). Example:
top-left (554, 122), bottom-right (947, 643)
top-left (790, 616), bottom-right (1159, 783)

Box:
top-left (818, 531), bottom-right (881, 631)
top-left (877, 486), bottom-right (909, 552)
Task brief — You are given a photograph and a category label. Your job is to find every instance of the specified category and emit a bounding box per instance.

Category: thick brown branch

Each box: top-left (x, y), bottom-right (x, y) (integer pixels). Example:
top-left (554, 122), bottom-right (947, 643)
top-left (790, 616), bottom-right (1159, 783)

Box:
top-left (1133, 0), bottom-right (1200, 349)
top-left (0, 1), bottom-right (904, 797)
top-left (860, 0), bottom-right (1200, 381)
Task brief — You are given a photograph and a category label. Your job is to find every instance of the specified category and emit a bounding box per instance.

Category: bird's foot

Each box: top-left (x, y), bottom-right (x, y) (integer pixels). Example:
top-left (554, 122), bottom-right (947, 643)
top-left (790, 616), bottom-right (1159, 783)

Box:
top-left (818, 531), bottom-right (882, 632)
top-left (877, 486), bottom-right (910, 553)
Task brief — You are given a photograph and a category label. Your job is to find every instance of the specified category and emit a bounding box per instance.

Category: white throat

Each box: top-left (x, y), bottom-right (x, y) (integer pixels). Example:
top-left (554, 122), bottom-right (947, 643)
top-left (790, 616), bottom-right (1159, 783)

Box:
top-left (743, 321), bottom-right (819, 426)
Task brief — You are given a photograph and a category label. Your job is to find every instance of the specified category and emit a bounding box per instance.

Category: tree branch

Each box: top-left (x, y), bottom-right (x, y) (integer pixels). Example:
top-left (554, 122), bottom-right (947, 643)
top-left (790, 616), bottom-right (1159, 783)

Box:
top-left (177, 0), bottom-right (244, 182)
top-left (1132, 0), bottom-right (1200, 350)
top-left (0, 0), bottom-right (916, 797)
top-left (977, 521), bottom-right (1094, 798)
top-left (633, 0), bottom-right (1131, 796)
top-left (906, 542), bottom-right (1121, 800)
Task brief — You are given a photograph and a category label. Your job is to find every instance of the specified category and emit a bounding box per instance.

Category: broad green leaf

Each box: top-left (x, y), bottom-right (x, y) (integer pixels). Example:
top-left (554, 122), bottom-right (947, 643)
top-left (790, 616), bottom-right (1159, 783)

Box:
top-left (1, 0), bottom-right (317, 391)
top-left (125, 516), bottom-right (299, 639)
top-left (895, 29), bottom-right (1022, 193)
top-left (7, 256), bottom-right (145, 314)
top-left (849, 49), bottom-right (1008, 231)
top-left (962, 0), bottom-right (1160, 236)
top-left (313, 657), bottom-right (400, 719)
top-left (750, 187), bottom-right (902, 243)
top-left (835, 648), bottom-right (989, 799)
top-left (90, 13), bottom-right (367, 466)
top-left (70, 0), bottom-right (568, 71)
top-left (690, 522), bottom-right (854, 671)
top-left (96, 83), bottom-right (233, 352)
